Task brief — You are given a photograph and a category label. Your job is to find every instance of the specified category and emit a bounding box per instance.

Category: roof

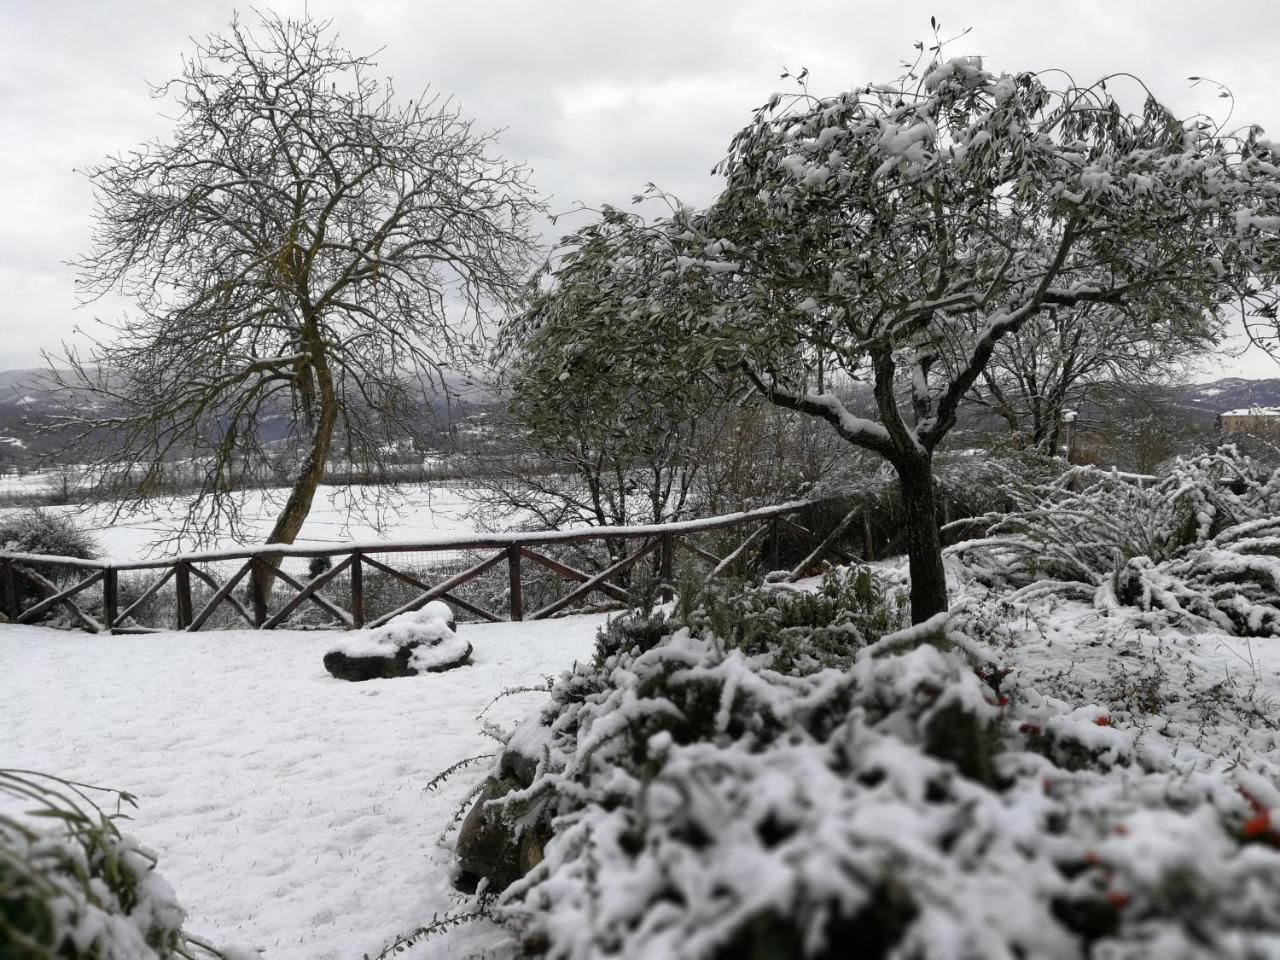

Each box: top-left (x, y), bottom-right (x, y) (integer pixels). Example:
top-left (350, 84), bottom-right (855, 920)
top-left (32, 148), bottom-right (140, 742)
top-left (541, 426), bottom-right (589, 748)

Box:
top-left (1219, 407), bottom-right (1280, 418)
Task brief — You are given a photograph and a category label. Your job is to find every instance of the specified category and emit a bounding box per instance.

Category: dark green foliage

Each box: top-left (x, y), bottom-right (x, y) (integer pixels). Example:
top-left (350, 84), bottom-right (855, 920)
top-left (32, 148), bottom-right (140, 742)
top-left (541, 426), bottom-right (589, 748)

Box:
top-left (0, 769), bottom-right (220, 960)
top-left (698, 567), bottom-right (909, 673)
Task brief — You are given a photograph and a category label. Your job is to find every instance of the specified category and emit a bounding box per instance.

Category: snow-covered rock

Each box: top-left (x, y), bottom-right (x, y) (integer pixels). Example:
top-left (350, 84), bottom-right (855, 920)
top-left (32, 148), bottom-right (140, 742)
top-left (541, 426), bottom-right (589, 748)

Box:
top-left (322, 600), bottom-right (471, 681)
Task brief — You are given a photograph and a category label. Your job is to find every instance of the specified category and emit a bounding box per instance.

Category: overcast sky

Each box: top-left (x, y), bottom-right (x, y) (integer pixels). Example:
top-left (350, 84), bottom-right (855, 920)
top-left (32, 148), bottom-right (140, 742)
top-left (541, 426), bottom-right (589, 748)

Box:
top-left (2, 0), bottom-right (1277, 379)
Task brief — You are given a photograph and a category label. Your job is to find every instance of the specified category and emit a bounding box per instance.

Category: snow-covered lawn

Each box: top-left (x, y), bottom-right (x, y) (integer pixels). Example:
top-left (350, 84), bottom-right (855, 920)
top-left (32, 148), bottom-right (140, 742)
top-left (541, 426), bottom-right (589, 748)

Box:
top-left (0, 483), bottom-right (481, 562)
top-left (1, 614), bottom-right (608, 959)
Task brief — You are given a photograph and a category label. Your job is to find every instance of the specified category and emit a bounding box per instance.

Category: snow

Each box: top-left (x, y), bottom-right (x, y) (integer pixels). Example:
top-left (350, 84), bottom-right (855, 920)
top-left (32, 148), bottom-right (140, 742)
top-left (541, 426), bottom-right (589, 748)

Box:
top-left (0, 614), bottom-right (609, 959)
top-left (0, 483), bottom-right (481, 561)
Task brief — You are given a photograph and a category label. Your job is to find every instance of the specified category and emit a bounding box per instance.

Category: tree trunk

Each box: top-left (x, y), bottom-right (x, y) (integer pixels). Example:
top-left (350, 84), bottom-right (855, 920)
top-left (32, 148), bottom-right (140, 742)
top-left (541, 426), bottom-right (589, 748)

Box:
top-left (897, 456), bottom-right (948, 624)
top-left (267, 340), bottom-right (339, 548)
top-left (265, 403), bottom-right (337, 547)
top-left (257, 344), bottom-right (339, 610)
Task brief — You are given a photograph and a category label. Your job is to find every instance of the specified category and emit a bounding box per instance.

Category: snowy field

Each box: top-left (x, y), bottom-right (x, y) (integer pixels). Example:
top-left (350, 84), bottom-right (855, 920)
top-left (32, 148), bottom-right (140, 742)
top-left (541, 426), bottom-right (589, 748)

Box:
top-left (0, 483), bottom-right (481, 562)
top-left (1, 614), bottom-right (608, 959)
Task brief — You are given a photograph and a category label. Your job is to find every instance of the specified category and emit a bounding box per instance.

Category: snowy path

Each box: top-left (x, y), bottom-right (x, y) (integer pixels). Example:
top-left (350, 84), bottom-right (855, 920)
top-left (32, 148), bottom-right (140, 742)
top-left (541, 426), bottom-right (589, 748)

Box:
top-left (1, 616), bottom-right (607, 959)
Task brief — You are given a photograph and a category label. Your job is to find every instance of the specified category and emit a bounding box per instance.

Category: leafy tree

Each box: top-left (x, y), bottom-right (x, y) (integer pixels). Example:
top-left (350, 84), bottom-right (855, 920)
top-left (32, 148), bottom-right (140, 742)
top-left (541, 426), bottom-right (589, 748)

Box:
top-left (54, 10), bottom-right (540, 547)
top-left (514, 53), bottom-right (1280, 623)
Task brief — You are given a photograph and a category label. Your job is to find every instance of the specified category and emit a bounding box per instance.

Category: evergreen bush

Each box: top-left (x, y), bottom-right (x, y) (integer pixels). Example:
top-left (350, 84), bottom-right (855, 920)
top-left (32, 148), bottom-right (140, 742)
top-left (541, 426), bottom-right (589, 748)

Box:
top-left (0, 769), bottom-right (228, 960)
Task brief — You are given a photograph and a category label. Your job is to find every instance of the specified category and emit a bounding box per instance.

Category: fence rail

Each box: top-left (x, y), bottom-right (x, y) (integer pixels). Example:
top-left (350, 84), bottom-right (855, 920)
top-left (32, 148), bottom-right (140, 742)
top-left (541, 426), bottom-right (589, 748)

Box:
top-left (0, 501), bottom-right (856, 634)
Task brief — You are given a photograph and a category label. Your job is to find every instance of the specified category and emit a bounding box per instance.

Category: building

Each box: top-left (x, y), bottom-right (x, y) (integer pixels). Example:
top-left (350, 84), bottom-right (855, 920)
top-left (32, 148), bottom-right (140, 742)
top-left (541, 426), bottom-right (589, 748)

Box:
top-left (1217, 407), bottom-right (1280, 438)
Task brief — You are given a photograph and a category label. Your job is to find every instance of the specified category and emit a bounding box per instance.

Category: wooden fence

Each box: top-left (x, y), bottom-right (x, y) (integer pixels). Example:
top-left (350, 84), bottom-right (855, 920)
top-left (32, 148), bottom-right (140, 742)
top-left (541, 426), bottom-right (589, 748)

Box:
top-left (0, 501), bottom-right (857, 634)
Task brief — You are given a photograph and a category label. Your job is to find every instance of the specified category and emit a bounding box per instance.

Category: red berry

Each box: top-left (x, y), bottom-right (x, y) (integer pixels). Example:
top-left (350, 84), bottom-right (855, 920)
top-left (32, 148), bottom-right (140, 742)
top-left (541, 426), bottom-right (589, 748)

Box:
top-left (1243, 811), bottom-right (1271, 839)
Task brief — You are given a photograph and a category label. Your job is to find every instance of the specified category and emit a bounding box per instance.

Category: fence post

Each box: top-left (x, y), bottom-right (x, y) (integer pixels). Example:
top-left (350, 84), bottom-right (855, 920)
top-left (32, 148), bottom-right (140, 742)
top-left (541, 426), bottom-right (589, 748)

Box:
top-left (175, 562), bottom-right (193, 630)
top-left (767, 517), bottom-right (781, 571)
top-left (249, 557), bottom-right (269, 627)
top-left (350, 551), bottom-right (364, 629)
top-left (659, 534), bottom-right (674, 602)
top-left (103, 567), bottom-right (117, 632)
top-left (2, 560), bottom-right (17, 621)
top-left (508, 545), bottom-right (523, 621)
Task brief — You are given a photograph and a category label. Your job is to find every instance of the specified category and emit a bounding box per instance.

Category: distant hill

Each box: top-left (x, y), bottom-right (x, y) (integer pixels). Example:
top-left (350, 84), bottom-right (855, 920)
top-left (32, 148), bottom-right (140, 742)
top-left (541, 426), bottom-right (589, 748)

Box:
top-left (0, 366), bottom-right (500, 465)
top-left (4, 364), bottom-right (1277, 468)
top-left (1173, 378), bottom-right (1280, 419)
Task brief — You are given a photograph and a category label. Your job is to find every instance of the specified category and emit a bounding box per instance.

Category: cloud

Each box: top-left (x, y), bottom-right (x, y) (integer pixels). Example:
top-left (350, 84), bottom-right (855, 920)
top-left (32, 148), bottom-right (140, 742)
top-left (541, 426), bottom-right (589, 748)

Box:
top-left (1, 0), bottom-right (1276, 377)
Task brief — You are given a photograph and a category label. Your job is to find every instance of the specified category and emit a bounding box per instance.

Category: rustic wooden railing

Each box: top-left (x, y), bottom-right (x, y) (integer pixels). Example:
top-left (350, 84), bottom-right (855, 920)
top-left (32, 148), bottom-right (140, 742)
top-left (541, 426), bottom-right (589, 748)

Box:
top-left (0, 501), bottom-right (857, 634)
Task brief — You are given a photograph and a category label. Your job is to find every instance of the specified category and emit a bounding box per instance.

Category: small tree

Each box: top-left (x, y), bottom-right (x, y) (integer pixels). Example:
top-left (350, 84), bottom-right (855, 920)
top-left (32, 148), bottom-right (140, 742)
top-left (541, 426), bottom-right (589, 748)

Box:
top-left (54, 11), bottom-right (540, 547)
top-left (473, 239), bottom-right (738, 575)
top-left (516, 54), bottom-right (1280, 623)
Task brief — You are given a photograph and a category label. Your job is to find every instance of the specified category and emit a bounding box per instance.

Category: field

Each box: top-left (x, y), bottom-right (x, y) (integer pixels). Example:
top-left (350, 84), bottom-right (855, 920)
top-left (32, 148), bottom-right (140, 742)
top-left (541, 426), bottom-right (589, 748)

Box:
top-left (0, 482), bottom-right (483, 562)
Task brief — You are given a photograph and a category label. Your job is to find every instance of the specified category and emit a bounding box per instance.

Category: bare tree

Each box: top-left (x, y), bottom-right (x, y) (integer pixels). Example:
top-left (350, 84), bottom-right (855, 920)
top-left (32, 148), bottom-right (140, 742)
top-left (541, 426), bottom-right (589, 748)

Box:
top-left (956, 299), bottom-right (1214, 451)
top-left (53, 10), bottom-right (540, 547)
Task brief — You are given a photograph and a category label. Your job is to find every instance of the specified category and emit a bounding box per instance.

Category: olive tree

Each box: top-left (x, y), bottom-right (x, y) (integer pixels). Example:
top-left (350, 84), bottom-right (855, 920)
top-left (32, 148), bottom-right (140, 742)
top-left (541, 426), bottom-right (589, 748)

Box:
top-left (54, 10), bottom-right (540, 546)
top-left (516, 57), bottom-right (1279, 623)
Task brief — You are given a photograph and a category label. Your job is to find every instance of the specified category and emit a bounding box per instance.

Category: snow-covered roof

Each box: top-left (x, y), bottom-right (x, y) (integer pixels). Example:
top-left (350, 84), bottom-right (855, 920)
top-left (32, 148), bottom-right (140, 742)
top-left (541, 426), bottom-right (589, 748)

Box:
top-left (1220, 407), bottom-right (1280, 417)
top-left (1220, 406), bottom-right (1280, 417)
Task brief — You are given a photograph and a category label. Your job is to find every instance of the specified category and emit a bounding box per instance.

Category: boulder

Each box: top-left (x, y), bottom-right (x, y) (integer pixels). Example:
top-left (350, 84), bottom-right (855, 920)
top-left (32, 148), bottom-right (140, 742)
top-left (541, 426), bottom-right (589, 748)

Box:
top-left (454, 775), bottom-right (551, 894)
top-left (454, 716), bottom-right (553, 893)
top-left (323, 600), bottom-right (471, 681)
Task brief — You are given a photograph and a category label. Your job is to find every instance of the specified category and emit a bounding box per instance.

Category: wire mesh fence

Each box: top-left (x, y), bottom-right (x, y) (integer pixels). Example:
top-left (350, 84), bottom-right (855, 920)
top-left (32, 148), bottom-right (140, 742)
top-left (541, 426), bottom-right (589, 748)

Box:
top-left (0, 500), bottom-right (858, 633)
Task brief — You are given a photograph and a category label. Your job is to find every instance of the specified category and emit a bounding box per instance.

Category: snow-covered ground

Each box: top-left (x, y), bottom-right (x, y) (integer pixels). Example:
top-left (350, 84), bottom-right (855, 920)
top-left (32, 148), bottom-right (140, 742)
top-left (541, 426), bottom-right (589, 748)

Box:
top-left (6, 555), bottom-right (1280, 958)
top-left (0, 483), bottom-right (481, 562)
top-left (1, 614), bottom-right (608, 959)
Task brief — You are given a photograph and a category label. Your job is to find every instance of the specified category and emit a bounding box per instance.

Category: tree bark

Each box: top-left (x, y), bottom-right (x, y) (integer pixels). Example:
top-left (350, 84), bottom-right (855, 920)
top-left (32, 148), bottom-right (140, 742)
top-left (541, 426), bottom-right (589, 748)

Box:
top-left (266, 342), bottom-right (338, 548)
top-left (896, 455), bottom-right (948, 624)
top-left (257, 340), bottom-right (339, 607)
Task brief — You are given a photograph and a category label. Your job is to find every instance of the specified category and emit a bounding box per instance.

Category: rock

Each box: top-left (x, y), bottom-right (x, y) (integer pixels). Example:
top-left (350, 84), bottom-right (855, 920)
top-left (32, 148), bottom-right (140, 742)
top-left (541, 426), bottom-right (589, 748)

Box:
top-left (323, 601), bottom-right (471, 681)
top-left (454, 728), bottom-right (555, 894)
top-left (454, 777), bottom-right (528, 893)
top-left (498, 713), bottom-right (552, 785)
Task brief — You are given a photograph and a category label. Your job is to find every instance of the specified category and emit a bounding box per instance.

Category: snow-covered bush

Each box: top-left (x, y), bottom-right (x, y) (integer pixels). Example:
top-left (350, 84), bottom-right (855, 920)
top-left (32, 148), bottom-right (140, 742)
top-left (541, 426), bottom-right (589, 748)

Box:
top-left (0, 509), bottom-right (99, 560)
top-left (0, 509), bottom-right (100, 621)
top-left (0, 769), bottom-right (228, 960)
top-left (949, 446), bottom-right (1280, 635)
top-left (456, 581), bottom-right (1280, 959)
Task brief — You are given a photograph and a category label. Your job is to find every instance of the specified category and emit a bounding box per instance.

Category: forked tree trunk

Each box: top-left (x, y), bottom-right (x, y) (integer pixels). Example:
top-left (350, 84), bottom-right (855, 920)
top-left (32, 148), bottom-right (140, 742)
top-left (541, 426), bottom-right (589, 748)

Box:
top-left (267, 331), bottom-right (339, 548)
top-left (896, 455), bottom-right (948, 624)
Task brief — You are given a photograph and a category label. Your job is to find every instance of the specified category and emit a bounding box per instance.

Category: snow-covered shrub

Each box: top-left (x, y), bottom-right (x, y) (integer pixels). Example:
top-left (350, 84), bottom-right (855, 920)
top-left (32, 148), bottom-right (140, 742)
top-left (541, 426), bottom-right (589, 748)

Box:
top-left (0, 509), bottom-right (99, 560)
top-left (0, 769), bottom-right (227, 960)
top-left (950, 446), bottom-right (1280, 635)
top-left (0, 509), bottom-right (100, 621)
top-left (455, 582), bottom-right (1280, 960)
